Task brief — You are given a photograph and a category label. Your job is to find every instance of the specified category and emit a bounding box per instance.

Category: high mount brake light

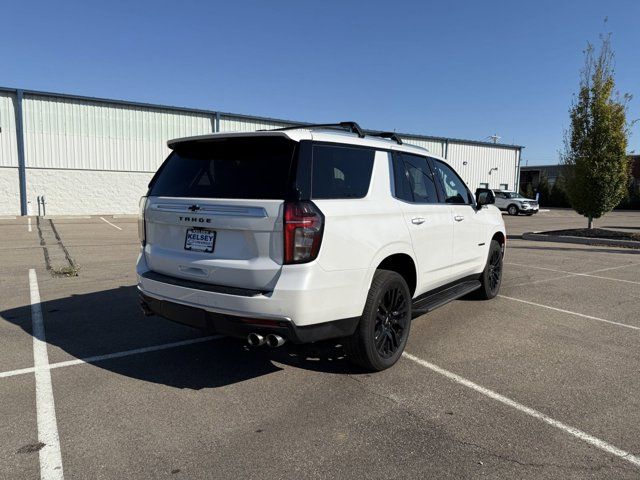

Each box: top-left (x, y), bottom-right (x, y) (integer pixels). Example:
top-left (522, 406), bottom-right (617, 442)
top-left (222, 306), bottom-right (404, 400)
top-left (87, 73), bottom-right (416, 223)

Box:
top-left (283, 201), bottom-right (324, 264)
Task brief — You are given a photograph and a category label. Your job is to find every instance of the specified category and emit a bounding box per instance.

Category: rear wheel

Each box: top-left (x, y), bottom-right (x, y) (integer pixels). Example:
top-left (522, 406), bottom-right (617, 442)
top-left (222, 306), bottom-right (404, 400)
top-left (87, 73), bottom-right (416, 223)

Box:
top-left (474, 239), bottom-right (503, 300)
top-left (507, 204), bottom-right (519, 216)
top-left (345, 270), bottom-right (411, 371)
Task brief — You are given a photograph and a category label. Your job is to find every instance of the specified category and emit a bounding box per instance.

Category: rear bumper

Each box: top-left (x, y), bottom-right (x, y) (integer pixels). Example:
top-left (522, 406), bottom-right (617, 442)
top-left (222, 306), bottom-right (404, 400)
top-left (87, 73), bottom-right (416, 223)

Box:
top-left (139, 291), bottom-right (358, 343)
top-left (136, 252), bottom-right (368, 340)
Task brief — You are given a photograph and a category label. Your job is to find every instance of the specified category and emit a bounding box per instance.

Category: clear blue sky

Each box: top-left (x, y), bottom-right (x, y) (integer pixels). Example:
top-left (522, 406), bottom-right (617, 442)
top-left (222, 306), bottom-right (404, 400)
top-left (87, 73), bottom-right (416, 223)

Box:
top-left (1, 0), bottom-right (638, 164)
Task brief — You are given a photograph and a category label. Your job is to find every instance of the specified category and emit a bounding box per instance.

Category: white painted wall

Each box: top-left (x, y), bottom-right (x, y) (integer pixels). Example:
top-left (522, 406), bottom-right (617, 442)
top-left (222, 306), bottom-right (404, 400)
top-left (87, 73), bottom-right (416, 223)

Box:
top-left (447, 142), bottom-right (519, 191)
top-left (23, 95), bottom-right (214, 172)
top-left (26, 169), bottom-right (153, 215)
top-left (0, 92), bottom-right (19, 168)
top-left (0, 168), bottom-right (21, 215)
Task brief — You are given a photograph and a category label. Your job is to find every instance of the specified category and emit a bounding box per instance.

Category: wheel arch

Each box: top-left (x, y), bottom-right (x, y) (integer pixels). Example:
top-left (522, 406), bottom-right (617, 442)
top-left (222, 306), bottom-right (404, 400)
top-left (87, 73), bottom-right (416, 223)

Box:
top-left (491, 230), bottom-right (506, 257)
top-left (374, 253), bottom-right (417, 298)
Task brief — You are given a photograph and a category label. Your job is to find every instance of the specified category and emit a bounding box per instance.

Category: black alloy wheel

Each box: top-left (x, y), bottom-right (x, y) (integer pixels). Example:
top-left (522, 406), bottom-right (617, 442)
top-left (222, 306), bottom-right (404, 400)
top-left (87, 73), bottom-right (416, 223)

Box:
top-left (374, 285), bottom-right (409, 359)
top-left (473, 239), bottom-right (503, 300)
top-left (345, 270), bottom-right (412, 371)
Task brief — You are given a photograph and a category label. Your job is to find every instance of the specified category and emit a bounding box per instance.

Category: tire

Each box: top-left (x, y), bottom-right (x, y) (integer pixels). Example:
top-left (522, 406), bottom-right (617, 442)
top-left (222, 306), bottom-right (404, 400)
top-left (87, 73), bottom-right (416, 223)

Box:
top-left (507, 204), bottom-right (519, 216)
top-left (474, 239), bottom-right (503, 300)
top-left (345, 270), bottom-right (412, 371)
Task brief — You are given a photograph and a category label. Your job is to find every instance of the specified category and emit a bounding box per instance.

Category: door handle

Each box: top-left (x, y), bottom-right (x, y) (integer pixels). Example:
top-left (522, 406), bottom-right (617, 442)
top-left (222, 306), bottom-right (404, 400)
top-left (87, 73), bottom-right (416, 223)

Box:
top-left (411, 217), bottom-right (426, 225)
top-left (454, 215), bottom-right (464, 222)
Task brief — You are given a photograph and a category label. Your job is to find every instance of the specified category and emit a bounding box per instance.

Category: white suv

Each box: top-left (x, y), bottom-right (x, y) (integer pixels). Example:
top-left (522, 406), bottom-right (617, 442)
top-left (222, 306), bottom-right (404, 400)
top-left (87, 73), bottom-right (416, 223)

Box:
top-left (137, 122), bottom-right (506, 371)
top-left (492, 190), bottom-right (539, 216)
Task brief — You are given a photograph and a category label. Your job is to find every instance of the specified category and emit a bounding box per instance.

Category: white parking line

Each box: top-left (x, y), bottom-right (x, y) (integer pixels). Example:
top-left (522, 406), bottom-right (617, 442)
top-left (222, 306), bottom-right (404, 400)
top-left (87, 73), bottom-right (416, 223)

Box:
top-left (402, 352), bottom-right (640, 468)
top-left (498, 295), bottom-right (640, 331)
top-left (99, 216), bottom-right (122, 230)
top-left (30, 269), bottom-right (64, 480)
top-left (28, 217), bottom-right (32, 232)
top-left (506, 262), bottom-right (640, 286)
top-left (505, 262), bottom-right (640, 288)
top-left (0, 335), bottom-right (222, 380)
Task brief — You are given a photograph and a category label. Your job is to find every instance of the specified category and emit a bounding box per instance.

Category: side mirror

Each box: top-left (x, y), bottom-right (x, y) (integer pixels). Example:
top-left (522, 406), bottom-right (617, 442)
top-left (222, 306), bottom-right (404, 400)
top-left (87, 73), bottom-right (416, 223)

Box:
top-left (475, 188), bottom-right (495, 207)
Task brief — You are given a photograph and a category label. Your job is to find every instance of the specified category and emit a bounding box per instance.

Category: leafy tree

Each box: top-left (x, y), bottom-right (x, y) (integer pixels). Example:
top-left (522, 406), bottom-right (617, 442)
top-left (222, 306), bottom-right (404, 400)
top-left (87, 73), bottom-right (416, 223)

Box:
top-left (561, 32), bottom-right (634, 228)
top-left (523, 183), bottom-right (535, 200)
top-left (549, 174), bottom-right (570, 208)
top-left (536, 173), bottom-right (551, 205)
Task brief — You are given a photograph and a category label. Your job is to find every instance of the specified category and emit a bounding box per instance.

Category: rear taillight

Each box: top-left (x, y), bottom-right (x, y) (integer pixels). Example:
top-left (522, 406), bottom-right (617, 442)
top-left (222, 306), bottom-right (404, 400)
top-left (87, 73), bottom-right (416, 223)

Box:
top-left (138, 196), bottom-right (147, 246)
top-left (283, 201), bottom-right (324, 264)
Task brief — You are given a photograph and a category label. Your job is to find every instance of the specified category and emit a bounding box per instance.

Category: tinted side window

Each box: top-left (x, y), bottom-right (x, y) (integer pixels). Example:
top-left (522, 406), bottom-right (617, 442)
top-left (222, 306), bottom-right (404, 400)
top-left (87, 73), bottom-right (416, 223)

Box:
top-left (311, 145), bottom-right (374, 199)
top-left (393, 153), bottom-right (439, 203)
top-left (433, 160), bottom-right (472, 204)
top-left (392, 155), bottom-right (413, 202)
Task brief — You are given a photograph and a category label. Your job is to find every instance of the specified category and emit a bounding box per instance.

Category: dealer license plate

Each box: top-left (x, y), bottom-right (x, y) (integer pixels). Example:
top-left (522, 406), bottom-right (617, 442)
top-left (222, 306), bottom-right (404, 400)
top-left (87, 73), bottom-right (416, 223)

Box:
top-left (184, 228), bottom-right (216, 253)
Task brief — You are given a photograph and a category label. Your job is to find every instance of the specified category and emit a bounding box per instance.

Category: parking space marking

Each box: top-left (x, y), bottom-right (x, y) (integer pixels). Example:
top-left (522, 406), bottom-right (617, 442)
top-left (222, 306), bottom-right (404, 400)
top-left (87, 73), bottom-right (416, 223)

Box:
top-left (505, 262), bottom-right (640, 288)
top-left (498, 295), bottom-right (640, 331)
top-left (402, 352), bottom-right (640, 468)
top-left (0, 335), bottom-right (222, 380)
top-left (99, 216), bottom-right (123, 230)
top-left (28, 217), bottom-right (32, 232)
top-left (30, 269), bottom-right (64, 480)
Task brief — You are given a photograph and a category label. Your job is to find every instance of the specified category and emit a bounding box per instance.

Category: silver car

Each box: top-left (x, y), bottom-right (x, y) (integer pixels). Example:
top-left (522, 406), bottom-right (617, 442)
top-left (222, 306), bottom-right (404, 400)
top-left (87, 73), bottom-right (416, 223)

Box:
top-left (492, 190), bottom-right (539, 216)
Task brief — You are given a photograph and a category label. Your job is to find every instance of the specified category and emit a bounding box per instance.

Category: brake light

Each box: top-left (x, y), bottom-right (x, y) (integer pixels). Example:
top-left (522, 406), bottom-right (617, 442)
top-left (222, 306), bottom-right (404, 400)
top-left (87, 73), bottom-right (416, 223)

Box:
top-left (283, 201), bottom-right (324, 264)
top-left (138, 196), bottom-right (147, 246)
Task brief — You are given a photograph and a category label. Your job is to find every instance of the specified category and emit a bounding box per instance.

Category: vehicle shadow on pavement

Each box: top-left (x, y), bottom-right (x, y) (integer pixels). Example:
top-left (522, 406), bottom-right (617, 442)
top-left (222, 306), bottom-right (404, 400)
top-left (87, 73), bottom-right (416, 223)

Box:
top-left (0, 285), bottom-right (360, 389)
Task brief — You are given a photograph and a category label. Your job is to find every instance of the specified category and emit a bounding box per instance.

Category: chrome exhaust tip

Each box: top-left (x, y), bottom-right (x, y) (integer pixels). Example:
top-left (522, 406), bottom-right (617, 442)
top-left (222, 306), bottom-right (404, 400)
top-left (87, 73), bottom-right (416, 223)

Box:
top-left (247, 333), bottom-right (265, 347)
top-left (265, 334), bottom-right (286, 348)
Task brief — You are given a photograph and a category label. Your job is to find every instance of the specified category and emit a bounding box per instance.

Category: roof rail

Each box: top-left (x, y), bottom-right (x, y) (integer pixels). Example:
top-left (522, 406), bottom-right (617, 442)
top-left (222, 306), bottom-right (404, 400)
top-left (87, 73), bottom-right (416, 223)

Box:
top-left (265, 121), bottom-right (365, 138)
top-left (369, 131), bottom-right (403, 145)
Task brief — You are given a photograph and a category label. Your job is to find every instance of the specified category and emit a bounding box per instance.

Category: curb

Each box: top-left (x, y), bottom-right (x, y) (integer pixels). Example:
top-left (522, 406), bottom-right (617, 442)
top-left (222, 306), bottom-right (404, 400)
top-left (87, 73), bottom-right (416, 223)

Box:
top-left (522, 232), bottom-right (640, 249)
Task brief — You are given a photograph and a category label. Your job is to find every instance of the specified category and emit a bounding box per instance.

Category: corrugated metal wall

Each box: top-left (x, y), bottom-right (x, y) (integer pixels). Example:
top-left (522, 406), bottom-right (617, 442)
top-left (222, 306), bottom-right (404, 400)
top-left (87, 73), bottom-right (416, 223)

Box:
top-left (447, 142), bottom-right (519, 190)
top-left (0, 87), bottom-right (523, 215)
top-left (219, 114), bottom-right (293, 133)
top-left (0, 91), bottom-right (19, 167)
top-left (23, 95), bottom-right (214, 172)
top-left (401, 136), bottom-right (445, 157)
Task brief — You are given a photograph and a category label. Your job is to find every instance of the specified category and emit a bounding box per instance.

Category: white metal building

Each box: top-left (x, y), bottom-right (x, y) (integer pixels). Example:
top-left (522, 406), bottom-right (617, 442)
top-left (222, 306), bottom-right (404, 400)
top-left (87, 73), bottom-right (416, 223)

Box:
top-left (0, 87), bottom-right (523, 216)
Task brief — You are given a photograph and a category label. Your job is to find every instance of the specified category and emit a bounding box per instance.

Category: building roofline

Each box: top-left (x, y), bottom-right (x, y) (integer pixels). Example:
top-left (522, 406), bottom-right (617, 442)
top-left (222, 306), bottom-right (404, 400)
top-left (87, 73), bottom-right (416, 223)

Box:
top-left (0, 85), bottom-right (524, 150)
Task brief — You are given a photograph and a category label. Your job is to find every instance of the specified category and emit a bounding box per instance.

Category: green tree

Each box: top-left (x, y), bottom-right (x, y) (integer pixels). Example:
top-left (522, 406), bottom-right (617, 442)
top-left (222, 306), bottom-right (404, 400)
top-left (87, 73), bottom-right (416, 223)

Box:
top-left (561, 32), bottom-right (634, 228)
top-left (536, 173), bottom-right (551, 205)
top-left (549, 174), bottom-right (570, 208)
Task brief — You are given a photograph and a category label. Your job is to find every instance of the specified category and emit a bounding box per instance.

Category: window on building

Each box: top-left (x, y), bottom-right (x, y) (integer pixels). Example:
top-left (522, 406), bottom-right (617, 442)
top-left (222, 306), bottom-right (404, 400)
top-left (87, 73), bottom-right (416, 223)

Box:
top-left (433, 160), bottom-right (472, 204)
top-left (479, 183), bottom-right (489, 189)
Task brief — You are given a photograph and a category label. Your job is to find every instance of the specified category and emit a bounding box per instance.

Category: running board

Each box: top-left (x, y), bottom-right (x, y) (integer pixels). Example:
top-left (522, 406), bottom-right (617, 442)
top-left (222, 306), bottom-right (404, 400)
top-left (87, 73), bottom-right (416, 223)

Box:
top-left (412, 280), bottom-right (481, 315)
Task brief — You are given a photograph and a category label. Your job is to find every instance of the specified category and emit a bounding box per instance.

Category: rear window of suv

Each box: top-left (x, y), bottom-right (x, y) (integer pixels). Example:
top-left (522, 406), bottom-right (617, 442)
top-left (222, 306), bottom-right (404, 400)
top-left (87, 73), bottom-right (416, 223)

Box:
top-left (149, 137), bottom-right (297, 199)
top-left (311, 145), bottom-right (374, 199)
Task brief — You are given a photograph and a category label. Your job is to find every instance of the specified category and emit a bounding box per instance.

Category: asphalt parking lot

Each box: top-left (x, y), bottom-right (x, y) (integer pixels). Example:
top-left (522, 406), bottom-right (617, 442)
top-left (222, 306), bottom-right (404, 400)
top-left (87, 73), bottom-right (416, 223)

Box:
top-left (1, 210), bottom-right (639, 479)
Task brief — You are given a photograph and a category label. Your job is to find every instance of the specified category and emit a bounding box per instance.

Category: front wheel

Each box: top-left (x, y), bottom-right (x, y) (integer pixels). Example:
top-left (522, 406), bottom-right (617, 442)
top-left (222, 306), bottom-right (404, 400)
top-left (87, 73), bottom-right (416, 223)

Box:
top-left (473, 239), bottom-right (503, 300)
top-left (507, 204), bottom-right (519, 216)
top-left (345, 270), bottom-right (411, 371)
